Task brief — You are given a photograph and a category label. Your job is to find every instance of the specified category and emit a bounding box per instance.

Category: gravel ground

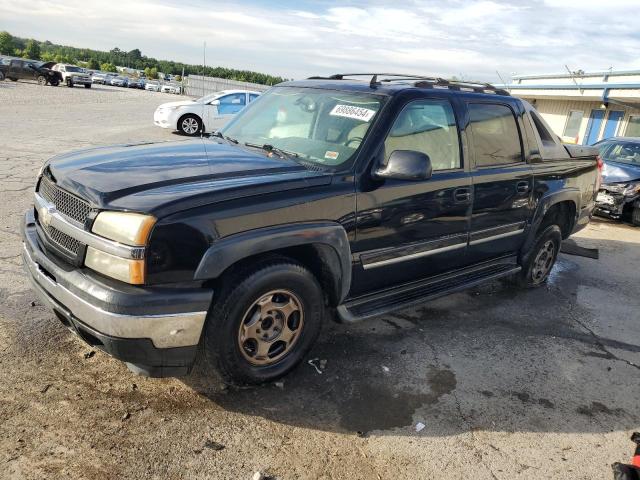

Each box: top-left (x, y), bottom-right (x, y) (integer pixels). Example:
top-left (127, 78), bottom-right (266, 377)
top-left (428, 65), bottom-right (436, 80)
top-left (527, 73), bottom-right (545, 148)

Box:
top-left (0, 80), bottom-right (639, 480)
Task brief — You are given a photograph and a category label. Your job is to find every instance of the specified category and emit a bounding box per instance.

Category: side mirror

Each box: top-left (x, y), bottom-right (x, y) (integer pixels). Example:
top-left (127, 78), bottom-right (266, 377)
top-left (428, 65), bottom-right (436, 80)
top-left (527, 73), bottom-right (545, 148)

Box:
top-left (374, 150), bottom-right (432, 181)
top-left (210, 99), bottom-right (220, 106)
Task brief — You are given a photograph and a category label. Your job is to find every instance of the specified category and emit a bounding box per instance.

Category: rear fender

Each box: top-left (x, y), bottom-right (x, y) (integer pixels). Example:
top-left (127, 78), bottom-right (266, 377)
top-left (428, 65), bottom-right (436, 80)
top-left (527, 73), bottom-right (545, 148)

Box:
top-left (523, 189), bottom-right (580, 250)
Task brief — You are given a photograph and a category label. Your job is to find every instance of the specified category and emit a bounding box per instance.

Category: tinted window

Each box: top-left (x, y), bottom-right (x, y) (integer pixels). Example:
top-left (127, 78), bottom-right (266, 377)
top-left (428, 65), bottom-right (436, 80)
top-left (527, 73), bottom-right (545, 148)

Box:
top-left (384, 99), bottom-right (460, 171)
top-left (249, 93), bottom-right (260, 102)
top-left (468, 103), bottom-right (523, 167)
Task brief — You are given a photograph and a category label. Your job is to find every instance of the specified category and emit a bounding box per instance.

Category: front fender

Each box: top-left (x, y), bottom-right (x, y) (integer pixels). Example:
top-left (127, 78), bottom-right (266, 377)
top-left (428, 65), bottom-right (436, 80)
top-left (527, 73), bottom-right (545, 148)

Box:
top-left (194, 222), bottom-right (352, 302)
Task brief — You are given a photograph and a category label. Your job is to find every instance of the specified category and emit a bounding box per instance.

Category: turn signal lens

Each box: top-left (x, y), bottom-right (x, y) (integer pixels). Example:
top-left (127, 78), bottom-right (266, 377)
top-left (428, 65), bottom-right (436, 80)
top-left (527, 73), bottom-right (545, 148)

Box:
top-left (85, 247), bottom-right (145, 284)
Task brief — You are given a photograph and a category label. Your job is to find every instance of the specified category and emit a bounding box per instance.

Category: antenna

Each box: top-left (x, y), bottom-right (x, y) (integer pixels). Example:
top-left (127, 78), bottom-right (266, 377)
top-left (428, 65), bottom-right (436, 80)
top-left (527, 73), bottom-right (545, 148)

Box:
top-left (495, 70), bottom-right (510, 93)
top-left (565, 64), bottom-right (584, 94)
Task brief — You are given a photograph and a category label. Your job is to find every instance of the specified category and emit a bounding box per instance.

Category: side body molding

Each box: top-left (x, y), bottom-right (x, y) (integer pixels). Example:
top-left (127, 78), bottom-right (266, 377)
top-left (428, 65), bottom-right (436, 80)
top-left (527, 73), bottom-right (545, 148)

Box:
top-left (194, 222), bottom-right (352, 303)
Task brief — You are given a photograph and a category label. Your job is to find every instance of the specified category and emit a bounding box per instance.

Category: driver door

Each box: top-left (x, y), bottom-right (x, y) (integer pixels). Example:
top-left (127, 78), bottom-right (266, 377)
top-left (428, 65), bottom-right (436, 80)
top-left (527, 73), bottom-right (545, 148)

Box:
top-left (352, 97), bottom-right (472, 295)
top-left (206, 92), bottom-right (247, 131)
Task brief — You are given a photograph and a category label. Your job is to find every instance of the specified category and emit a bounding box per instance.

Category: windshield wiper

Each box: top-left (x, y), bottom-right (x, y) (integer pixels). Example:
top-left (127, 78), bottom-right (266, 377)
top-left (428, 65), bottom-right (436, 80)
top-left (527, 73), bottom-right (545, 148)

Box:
top-left (244, 142), bottom-right (299, 160)
top-left (210, 131), bottom-right (238, 144)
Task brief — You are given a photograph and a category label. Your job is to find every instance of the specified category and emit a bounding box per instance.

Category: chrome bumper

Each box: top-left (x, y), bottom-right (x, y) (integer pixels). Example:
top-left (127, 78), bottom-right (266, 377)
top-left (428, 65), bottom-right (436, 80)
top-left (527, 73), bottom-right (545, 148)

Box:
top-left (22, 230), bottom-right (209, 349)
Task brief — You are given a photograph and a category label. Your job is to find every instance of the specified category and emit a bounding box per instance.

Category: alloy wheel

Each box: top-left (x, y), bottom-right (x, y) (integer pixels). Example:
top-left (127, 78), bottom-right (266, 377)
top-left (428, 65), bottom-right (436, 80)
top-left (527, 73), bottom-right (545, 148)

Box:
top-left (531, 240), bottom-right (555, 282)
top-left (237, 290), bottom-right (304, 366)
top-left (181, 117), bottom-right (199, 135)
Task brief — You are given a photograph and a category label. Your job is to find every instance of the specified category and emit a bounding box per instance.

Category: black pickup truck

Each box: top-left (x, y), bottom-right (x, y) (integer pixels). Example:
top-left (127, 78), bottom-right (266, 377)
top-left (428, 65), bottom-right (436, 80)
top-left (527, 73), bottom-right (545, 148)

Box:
top-left (1, 58), bottom-right (62, 86)
top-left (22, 74), bottom-right (600, 384)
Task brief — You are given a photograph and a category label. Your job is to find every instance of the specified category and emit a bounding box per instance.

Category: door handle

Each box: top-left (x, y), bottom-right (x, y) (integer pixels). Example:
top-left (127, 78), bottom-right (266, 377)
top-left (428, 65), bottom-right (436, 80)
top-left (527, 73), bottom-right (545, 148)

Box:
top-left (516, 181), bottom-right (530, 193)
top-left (454, 188), bottom-right (471, 203)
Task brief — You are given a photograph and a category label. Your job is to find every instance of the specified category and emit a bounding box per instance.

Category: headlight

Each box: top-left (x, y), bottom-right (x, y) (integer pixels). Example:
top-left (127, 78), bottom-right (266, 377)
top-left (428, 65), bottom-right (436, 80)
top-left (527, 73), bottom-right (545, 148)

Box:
top-left (37, 162), bottom-right (47, 178)
top-left (92, 211), bottom-right (156, 246)
top-left (85, 247), bottom-right (145, 284)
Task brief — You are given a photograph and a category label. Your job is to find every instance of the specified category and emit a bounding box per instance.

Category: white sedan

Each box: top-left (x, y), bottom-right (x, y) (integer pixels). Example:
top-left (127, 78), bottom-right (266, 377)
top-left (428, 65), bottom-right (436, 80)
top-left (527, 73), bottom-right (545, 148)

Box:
top-left (153, 89), bottom-right (261, 136)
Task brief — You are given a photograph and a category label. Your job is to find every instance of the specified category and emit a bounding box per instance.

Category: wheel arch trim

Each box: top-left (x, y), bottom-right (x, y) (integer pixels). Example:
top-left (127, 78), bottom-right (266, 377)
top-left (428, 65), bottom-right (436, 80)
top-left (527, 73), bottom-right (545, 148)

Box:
top-left (523, 189), bottom-right (580, 250)
top-left (194, 222), bottom-right (352, 303)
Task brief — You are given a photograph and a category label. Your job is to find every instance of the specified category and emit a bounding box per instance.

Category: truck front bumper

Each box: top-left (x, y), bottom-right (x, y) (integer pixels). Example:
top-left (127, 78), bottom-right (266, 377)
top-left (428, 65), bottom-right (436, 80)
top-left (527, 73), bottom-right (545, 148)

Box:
top-left (21, 211), bottom-right (214, 377)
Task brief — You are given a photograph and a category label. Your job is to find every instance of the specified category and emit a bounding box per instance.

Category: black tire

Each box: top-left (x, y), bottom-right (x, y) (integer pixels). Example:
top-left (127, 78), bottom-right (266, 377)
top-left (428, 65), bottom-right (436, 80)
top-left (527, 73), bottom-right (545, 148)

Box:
top-left (516, 225), bottom-right (562, 288)
top-left (632, 207), bottom-right (640, 227)
top-left (9, 77), bottom-right (17, 82)
top-left (66, 78), bottom-right (73, 88)
top-left (84, 84), bottom-right (91, 89)
top-left (178, 114), bottom-right (203, 136)
top-left (37, 75), bottom-right (47, 86)
top-left (49, 79), bottom-right (59, 87)
top-left (201, 257), bottom-right (325, 385)
top-left (0, 71), bottom-right (4, 81)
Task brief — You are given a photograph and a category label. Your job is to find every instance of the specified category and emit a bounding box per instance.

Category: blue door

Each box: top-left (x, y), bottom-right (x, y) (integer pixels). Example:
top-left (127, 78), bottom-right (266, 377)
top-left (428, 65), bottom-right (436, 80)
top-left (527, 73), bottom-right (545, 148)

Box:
top-left (584, 109), bottom-right (605, 145)
top-left (602, 111), bottom-right (624, 140)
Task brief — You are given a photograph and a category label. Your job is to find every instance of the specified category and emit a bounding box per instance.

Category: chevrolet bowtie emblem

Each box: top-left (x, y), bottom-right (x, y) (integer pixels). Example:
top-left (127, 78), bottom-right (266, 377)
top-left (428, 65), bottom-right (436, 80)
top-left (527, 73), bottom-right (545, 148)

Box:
top-left (39, 204), bottom-right (56, 227)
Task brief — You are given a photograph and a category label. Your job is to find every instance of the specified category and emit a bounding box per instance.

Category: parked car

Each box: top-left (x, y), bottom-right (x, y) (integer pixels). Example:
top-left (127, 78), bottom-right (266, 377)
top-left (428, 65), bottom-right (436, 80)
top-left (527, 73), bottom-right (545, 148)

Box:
top-left (1, 59), bottom-right (62, 85)
top-left (110, 76), bottom-right (129, 87)
top-left (160, 83), bottom-right (181, 94)
top-left (145, 80), bottom-right (160, 92)
top-left (91, 72), bottom-right (108, 84)
top-left (52, 64), bottom-right (92, 88)
top-left (22, 74), bottom-right (599, 384)
top-left (127, 78), bottom-right (144, 89)
top-left (594, 137), bottom-right (640, 225)
top-left (154, 89), bottom-right (260, 135)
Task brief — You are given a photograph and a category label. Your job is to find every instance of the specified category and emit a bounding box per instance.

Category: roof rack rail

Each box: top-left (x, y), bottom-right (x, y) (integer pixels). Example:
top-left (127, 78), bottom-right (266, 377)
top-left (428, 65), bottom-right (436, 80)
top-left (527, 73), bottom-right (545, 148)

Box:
top-left (306, 73), bottom-right (510, 96)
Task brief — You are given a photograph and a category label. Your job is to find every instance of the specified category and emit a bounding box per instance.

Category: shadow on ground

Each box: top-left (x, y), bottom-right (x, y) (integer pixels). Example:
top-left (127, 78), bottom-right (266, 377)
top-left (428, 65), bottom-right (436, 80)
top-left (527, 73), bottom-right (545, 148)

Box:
top-left (182, 237), bottom-right (640, 437)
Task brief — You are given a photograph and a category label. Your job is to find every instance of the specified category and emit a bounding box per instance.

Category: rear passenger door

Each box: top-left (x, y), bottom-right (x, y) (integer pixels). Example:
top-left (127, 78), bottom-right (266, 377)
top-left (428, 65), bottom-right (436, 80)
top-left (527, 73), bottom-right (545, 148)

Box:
top-left (465, 102), bottom-right (533, 261)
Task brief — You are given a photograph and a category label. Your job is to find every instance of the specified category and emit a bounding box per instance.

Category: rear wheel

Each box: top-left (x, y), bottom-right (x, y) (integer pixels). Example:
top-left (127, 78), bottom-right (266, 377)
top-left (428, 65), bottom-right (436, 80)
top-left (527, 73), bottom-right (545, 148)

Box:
top-left (66, 78), bottom-right (74, 88)
top-left (201, 257), bottom-right (325, 385)
top-left (632, 207), bottom-right (640, 227)
top-left (37, 75), bottom-right (47, 86)
top-left (0, 71), bottom-right (4, 81)
top-left (84, 84), bottom-right (91, 89)
top-left (178, 114), bottom-right (203, 136)
top-left (516, 225), bottom-right (562, 287)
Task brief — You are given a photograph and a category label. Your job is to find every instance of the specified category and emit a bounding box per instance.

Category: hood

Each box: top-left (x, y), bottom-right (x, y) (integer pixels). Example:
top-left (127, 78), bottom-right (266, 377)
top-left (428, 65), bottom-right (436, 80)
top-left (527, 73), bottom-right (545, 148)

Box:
top-left (156, 100), bottom-right (195, 109)
top-left (602, 160), bottom-right (640, 184)
top-left (46, 139), bottom-right (330, 216)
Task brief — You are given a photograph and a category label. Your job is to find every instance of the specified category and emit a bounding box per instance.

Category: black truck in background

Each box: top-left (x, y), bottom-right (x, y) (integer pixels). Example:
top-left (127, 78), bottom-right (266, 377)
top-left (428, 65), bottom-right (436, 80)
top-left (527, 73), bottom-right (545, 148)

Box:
top-left (0, 58), bottom-right (62, 85)
top-left (21, 74), bottom-right (600, 384)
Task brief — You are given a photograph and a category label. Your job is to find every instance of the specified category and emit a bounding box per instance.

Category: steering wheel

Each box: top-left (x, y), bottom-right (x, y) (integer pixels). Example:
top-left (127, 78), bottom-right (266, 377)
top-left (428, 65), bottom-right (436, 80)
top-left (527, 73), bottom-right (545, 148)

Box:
top-left (345, 137), bottom-right (363, 148)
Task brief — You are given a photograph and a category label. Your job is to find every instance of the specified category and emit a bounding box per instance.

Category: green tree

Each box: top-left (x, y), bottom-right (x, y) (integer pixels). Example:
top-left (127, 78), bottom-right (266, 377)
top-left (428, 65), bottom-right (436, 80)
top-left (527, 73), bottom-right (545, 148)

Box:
top-left (100, 62), bottom-right (117, 73)
top-left (87, 57), bottom-right (100, 70)
top-left (22, 39), bottom-right (41, 60)
top-left (0, 31), bottom-right (15, 55)
top-left (174, 74), bottom-right (182, 82)
top-left (144, 66), bottom-right (158, 79)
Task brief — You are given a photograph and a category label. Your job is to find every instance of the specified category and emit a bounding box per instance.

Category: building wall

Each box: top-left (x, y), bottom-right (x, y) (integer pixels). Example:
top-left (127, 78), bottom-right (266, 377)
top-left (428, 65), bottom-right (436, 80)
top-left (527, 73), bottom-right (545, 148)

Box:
top-left (522, 97), bottom-right (640, 144)
top-left (184, 75), bottom-right (270, 97)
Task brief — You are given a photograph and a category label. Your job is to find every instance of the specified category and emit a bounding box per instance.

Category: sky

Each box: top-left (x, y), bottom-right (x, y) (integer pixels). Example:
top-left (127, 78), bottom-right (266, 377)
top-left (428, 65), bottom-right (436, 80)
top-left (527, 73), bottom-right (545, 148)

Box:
top-left (1, 0), bottom-right (640, 83)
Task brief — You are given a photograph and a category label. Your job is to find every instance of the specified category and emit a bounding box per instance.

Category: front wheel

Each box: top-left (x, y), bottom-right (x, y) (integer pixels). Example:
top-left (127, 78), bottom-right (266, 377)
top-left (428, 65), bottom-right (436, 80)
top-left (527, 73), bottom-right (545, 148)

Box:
top-left (516, 225), bottom-right (562, 287)
top-left (66, 78), bottom-right (74, 88)
top-left (201, 257), bottom-right (325, 385)
top-left (49, 79), bottom-right (59, 86)
top-left (178, 114), bottom-right (203, 136)
top-left (84, 84), bottom-right (91, 88)
top-left (37, 75), bottom-right (47, 86)
top-left (9, 77), bottom-right (17, 82)
top-left (0, 71), bottom-right (4, 81)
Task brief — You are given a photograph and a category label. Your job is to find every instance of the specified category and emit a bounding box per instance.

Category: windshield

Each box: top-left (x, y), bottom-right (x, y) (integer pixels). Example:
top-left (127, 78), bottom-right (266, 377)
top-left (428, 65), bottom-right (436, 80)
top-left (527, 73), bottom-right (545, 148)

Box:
top-left (602, 141), bottom-right (640, 166)
top-left (65, 66), bottom-right (83, 72)
top-left (220, 86), bottom-right (384, 167)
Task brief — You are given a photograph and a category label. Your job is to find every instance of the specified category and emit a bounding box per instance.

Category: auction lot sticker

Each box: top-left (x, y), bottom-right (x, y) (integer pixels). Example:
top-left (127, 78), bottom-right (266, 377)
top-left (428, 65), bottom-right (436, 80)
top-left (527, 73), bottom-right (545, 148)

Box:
top-left (330, 104), bottom-right (376, 122)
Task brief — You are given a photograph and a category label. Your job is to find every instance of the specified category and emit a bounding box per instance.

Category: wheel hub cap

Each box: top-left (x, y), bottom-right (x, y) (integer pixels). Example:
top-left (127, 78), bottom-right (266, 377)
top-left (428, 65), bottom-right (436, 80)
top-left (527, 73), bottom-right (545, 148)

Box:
top-left (182, 118), bottom-right (198, 134)
top-left (238, 290), bottom-right (304, 366)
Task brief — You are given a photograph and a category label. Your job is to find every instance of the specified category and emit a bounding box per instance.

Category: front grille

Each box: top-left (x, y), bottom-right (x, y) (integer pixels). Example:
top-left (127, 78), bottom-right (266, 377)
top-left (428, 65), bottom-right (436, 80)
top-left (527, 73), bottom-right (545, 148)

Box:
top-left (42, 223), bottom-right (82, 256)
top-left (39, 175), bottom-right (93, 224)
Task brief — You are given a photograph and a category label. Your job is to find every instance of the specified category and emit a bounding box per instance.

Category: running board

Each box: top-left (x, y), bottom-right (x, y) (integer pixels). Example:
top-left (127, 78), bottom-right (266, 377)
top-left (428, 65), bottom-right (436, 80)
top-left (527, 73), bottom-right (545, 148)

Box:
top-left (337, 258), bottom-right (521, 323)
